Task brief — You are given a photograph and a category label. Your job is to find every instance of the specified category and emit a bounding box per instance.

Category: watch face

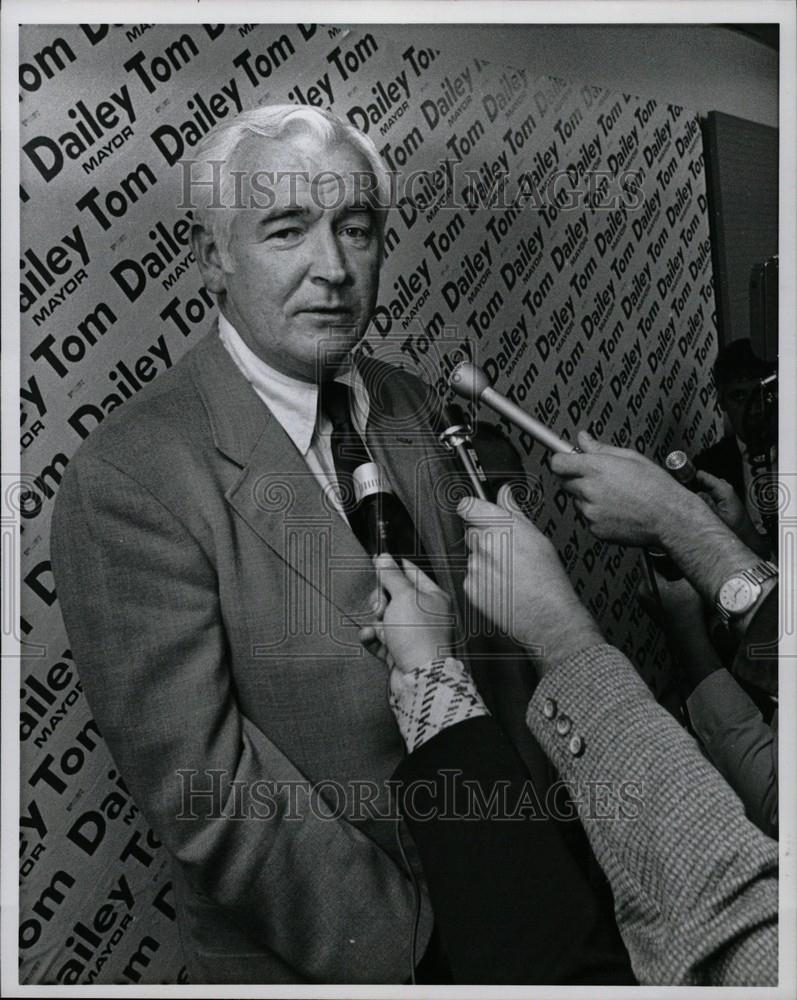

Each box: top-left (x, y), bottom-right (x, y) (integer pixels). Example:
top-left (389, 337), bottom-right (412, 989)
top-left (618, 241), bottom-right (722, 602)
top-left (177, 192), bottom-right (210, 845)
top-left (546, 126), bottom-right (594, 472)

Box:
top-left (719, 576), bottom-right (755, 613)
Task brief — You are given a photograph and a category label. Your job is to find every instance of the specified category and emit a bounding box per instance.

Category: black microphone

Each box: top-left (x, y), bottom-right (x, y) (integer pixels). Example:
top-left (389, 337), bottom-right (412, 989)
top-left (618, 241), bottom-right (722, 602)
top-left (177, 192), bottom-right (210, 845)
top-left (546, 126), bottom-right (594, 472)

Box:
top-left (351, 462), bottom-right (418, 559)
top-left (664, 450), bottom-right (700, 492)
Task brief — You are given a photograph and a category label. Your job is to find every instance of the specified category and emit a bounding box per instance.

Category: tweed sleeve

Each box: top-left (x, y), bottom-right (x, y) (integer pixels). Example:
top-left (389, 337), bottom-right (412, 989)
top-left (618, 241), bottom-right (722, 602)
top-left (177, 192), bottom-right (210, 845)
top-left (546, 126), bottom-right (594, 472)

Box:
top-left (526, 644), bottom-right (778, 986)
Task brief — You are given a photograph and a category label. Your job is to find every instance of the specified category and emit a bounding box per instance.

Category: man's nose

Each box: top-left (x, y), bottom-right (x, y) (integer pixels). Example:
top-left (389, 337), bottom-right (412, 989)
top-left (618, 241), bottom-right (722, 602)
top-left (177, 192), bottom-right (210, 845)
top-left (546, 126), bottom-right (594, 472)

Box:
top-left (309, 228), bottom-right (348, 285)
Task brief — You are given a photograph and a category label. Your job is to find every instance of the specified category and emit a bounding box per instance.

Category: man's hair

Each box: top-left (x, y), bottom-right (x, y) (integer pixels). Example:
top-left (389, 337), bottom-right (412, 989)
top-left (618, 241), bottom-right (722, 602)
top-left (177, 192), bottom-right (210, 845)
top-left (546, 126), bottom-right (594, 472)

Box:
top-left (188, 105), bottom-right (390, 269)
top-left (713, 338), bottom-right (775, 391)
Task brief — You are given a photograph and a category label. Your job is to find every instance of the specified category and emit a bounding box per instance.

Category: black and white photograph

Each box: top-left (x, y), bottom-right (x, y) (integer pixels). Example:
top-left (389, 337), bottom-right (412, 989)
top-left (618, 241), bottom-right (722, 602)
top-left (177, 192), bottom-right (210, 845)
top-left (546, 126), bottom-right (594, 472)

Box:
top-left (2, 1), bottom-right (795, 994)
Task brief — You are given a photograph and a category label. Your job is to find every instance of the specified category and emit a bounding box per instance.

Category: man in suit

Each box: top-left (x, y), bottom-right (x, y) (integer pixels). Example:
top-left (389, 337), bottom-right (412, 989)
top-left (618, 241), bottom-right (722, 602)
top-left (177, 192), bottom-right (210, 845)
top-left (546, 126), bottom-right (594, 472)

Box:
top-left (50, 105), bottom-right (627, 985)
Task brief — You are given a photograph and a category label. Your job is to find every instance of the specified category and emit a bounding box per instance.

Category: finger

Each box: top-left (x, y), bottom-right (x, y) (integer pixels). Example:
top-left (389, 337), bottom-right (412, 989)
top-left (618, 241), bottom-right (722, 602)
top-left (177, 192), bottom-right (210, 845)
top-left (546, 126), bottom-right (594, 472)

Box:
top-left (367, 585), bottom-right (388, 619)
top-left (572, 496), bottom-right (588, 518)
top-left (359, 622), bottom-right (386, 646)
top-left (373, 552), bottom-right (412, 599)
top-left (550, 452), bottom-right (587, 478)
top-left (456, 495), bottom-right (511, 525)
top-left (360, 631), bottom-right (391, 666)
top-left (560, 479), bottom-right (589, 503)
top-left (464, 524), bottom-right (476, 551)
top-left (694, 469), bottom-right (732, 500)
top-left (496, 482), bottom-right (522, 517)
top-left (577, 429), bottom-right (633, 458)
top-left (464, 523), bottom-right (506, 562)
top-left (399, 557), bottom-right (441, 597)
top-left (359, 626), bottom-right (385, 657)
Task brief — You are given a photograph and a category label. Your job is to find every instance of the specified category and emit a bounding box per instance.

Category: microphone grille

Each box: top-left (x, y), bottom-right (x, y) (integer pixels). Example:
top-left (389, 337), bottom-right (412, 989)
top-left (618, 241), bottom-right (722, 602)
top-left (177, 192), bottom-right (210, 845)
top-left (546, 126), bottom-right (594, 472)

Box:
top-left (449, 362), bottom-right (491, 401)
top-left (665, 450), bottom-right (696, 484)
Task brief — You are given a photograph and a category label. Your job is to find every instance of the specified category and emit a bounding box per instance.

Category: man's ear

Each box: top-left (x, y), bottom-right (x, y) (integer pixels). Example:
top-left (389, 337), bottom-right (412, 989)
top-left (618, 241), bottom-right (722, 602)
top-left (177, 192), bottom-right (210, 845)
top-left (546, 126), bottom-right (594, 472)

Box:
top-left (191, 222), bottom-right (227, 295)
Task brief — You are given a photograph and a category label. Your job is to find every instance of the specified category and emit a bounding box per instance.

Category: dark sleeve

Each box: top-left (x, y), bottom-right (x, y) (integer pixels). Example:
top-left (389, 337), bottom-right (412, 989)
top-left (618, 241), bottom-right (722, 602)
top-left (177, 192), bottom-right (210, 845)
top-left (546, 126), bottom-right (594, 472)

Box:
top-left (687, 671), bottom-right (778, 838)
top-left (732, 584), bottom-right (779, 695)
top-left (393, 716), bottom-right (635, 985)
top-left (694, 437), bottom-right (745, 500)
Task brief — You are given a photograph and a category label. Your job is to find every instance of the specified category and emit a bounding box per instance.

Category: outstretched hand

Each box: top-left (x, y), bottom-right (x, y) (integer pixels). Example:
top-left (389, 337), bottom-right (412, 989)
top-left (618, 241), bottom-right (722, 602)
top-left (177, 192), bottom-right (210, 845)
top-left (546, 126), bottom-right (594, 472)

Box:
top-left (695, 470), bottom-right (770, 556)
top-left (550, 430), bottom-right (689, 547)
top-left (457, 484), bottom-right (602, 673)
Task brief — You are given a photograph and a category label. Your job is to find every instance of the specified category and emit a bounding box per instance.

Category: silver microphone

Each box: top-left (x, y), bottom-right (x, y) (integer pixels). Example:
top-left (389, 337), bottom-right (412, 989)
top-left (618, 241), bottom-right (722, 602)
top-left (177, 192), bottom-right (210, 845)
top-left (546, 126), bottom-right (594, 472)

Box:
top-left (438, 411), bottom-right (491, 501)
top-left (449, 362), bottom-right (579, 455)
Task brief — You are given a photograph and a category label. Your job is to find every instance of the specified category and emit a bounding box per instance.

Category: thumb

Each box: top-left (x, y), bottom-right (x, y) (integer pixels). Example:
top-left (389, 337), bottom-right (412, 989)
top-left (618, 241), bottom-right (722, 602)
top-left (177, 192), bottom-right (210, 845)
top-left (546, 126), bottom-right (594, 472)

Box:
top-left (694, 469), bottom-right (731, 501)
top-left (497, 482), bottom-right (520, 515)
top-left (400, 558), bottom-right (441, 596)
top-left (374, 552), bottom-right (411, 599)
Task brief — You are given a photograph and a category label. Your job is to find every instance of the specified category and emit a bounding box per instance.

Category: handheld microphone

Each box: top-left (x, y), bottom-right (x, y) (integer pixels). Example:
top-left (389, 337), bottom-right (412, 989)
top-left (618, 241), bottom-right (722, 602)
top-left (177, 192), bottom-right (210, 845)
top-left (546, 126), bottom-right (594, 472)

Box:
top-left (449, 362), bottom-right (579, 455)
top-left (351, 462), bottom-right (417, 558)
top-left (438, 406), bottom-right (491, 502)
top-left (665, 450), bottom-right (700, 492)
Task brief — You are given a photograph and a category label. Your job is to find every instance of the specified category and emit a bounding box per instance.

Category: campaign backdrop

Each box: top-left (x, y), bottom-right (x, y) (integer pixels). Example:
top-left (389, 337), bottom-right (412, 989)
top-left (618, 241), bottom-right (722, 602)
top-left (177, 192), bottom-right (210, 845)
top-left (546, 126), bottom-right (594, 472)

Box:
top-left (18, 23), bottom-right (721, 984)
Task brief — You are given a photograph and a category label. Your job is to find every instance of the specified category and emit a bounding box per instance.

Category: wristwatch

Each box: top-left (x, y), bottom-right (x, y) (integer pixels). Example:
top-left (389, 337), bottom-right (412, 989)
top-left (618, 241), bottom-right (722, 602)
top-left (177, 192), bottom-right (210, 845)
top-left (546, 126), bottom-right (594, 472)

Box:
top-left (715, 561), bottom-right (778, 626)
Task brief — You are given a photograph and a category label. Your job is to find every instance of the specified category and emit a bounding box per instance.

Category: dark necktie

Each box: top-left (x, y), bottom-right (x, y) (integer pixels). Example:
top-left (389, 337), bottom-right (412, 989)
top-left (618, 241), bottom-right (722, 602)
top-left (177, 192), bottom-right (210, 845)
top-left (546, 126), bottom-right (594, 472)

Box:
top-left (320, 380), bottom-right (371, 518)
top-left (320, 380), bottom-right (429, 567)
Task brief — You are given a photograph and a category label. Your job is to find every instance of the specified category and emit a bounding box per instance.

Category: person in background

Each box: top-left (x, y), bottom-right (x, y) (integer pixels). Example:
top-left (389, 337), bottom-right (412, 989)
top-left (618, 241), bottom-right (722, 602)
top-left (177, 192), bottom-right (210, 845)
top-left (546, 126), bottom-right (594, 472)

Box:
top-left (638, 570), bottom-right (777, 839)
top-left (695, 338), bottom-right (776, 555)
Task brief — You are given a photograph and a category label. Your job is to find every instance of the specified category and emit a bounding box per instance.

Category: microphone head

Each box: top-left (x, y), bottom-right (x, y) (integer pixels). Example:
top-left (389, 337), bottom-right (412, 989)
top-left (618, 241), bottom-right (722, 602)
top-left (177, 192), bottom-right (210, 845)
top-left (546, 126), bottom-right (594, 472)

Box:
top-left (665, 450), bottom-right (697, 485)
top-left (353, 462), bottom-right (394, 504)
top-left (449, 362), bottom-right (492, 402)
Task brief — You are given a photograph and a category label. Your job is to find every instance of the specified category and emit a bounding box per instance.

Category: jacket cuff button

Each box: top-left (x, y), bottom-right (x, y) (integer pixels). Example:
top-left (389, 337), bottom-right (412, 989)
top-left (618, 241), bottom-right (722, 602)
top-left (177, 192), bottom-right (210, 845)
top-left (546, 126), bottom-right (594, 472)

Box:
top-left (542, 697), bottom-right (557, 719)
top-left (556, 714), bottom-right (572, 736)
top-left (568, 735), bottom-right (585, 757)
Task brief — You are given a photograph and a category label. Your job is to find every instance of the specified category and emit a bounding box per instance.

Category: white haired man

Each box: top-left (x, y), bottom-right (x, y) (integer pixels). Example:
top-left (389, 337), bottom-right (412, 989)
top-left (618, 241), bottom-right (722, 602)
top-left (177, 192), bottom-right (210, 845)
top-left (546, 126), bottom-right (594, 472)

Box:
top-left (51, 106), bottom-right (632, 985)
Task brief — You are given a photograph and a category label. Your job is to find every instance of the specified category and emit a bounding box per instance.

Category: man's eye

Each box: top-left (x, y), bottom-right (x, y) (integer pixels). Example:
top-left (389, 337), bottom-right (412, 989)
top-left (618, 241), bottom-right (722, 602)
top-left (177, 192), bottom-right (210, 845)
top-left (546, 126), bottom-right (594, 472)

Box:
top-left (341, 225), bottom-right (371, 240)
top-left (268, 227), bottom-right (303, 240)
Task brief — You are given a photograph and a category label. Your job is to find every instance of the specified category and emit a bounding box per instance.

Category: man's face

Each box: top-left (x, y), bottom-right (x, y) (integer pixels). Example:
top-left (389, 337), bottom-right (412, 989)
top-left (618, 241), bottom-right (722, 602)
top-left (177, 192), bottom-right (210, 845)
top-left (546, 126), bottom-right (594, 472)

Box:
top-left (720, 377), bottom-right (764, 442)
top-left (219, 131), bottom-right (382, 381)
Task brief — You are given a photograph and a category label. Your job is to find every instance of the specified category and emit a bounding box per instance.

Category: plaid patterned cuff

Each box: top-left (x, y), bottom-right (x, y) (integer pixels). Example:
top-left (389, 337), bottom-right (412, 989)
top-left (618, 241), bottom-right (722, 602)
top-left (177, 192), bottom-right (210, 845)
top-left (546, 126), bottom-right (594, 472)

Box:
top-left (389, 657), bottom-right (489, 753)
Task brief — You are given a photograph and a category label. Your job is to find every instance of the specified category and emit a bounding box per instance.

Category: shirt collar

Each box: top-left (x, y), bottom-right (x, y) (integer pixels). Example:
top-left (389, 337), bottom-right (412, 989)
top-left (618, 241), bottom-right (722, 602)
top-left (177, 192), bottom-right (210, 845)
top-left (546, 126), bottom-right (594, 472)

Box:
top-left (218, 313), bottom-right (369, 456)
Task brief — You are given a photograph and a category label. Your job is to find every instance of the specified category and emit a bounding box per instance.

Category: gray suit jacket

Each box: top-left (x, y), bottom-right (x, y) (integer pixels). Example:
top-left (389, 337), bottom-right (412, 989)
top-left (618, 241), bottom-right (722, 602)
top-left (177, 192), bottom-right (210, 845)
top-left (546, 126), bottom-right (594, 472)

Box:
top-left (50, 327), bottom-right (538, 984)
top-left (527, 645), bottom-right (778, 985)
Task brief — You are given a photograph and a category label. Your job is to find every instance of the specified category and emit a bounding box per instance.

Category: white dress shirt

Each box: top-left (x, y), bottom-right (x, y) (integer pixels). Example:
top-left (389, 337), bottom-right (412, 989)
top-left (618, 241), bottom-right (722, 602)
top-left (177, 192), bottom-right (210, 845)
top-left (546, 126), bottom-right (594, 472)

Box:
top-left (218, 314), bottom-right (371, 519)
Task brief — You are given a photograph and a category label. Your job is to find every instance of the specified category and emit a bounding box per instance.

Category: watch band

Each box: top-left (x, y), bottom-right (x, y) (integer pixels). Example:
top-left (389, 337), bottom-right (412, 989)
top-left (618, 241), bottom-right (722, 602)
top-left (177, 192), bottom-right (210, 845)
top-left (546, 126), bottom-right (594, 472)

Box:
top-left (741, 561), bottom-right (778, 588)
top-left (715, 560), bottom-right (778, 625)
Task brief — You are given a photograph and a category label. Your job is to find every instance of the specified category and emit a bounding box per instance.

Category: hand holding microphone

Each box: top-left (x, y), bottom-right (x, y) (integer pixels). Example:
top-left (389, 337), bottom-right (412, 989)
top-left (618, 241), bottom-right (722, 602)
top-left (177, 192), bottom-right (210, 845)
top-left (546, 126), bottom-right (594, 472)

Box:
top-left (449, 362), bottom-right (579, 456)
top-left (457, 484), bottom-right (602, 673)
top-left (551, 430), bottom-right (687, 547)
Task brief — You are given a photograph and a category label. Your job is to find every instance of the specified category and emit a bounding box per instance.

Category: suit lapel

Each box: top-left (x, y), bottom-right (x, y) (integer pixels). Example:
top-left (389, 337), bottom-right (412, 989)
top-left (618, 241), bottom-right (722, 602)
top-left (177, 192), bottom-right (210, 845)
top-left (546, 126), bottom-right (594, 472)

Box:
top-left (358, 358), bottom-right (467, 601)
top-left (190, 328), bottom-right (376, 628)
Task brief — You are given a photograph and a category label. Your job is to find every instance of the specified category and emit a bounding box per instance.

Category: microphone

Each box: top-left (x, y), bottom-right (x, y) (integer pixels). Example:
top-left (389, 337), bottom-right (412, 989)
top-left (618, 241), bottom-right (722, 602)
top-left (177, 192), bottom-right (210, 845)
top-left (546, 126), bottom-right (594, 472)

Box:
top-left (664, 450), bottom-right (700, 492)
top-left (449, 362), bottom-right (579, 455)
top-left (438, 405), bottom-right (491, 501)
top-left (351, 462), bottom-right (417, 558)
